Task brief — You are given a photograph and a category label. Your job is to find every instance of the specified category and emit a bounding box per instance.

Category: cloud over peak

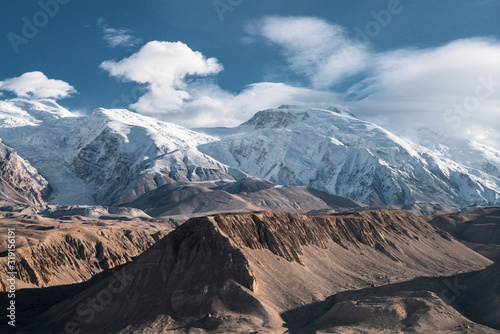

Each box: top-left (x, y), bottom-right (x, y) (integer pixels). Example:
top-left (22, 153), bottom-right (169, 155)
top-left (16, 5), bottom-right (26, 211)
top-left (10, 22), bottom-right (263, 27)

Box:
top-left (0, 71), bottom-right (76, 100)
top-left (245, 15), bottom-right (500, 149)
top-left (246, 16), bottom-right (369, 89)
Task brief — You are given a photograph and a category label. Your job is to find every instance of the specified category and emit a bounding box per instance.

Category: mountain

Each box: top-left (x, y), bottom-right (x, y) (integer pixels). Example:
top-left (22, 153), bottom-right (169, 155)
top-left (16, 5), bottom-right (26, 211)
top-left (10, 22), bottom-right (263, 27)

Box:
top-left (416, 128), bottom-right (500, 179)
top-left (0, 140), bottom-right (49, 205)
top-left (0, 99), bottom-right (244, 206)
top-left (198, 105), bottom-right (500, 207)
top-left (34, 210), bottom-right (491, 333)
top-left (72, 108), bottom-right (244, 205)
top-left (1, 100), bottom-right (498, 209)
top-left (127, 177), bottom-right (364, 220)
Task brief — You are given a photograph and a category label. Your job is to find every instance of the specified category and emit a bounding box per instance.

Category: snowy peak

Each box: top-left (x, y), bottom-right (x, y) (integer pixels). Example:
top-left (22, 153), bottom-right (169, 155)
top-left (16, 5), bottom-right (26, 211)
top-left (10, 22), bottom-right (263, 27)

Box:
top-left (241, 105), bottom-right (356, 130)
top-left (0, 100), bottom-right (245, 205)
top-left (89, 107), bottom-right (215, 148)
top-left (199, 105), bottom-right (500, 208)
top-left (0, 99), bottom-right (498, 209)
top-left (0, 99), bottom-right (75, 128)
top-left (71, 107), bottom-right (247, 204)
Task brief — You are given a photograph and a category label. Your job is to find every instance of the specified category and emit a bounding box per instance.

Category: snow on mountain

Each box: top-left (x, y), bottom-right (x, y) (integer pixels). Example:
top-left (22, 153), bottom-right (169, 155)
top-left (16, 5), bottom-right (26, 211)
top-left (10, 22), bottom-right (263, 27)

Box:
top-left (198, 105), bottom-right (500, 207)
top-left (0, 100), bottom-right (497, 208)
top-left (73, 108), bottom-right (244, 205)
top-left (0, 99), bottom-right (96, 205)
top-left (0, 99), bottom-right (243, 205)
top-left (415, 132), bottom-right (500, 180)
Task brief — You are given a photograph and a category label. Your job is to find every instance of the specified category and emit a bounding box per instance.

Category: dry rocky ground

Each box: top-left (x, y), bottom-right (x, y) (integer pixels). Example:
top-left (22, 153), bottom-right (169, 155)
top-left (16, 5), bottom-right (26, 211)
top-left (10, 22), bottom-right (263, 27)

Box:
top-left (2, 209), bottom-right (497, 333)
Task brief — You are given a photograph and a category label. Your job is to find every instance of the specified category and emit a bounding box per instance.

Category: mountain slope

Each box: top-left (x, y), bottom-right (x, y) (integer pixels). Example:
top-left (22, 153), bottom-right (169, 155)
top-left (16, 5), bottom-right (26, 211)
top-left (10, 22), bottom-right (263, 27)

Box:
top-left (1, 100), bottom-right (498, 208)
top-left (283, 268), bottom-right (500, 333)
top-left (72, 108), bottom-right (244, 205)
top-left (425, 206), bottom-right (500, 261)
top-left (0, 99), bottom-right (244, 205)
top-left (128, 177), bottom-right (364, 219)
top-left (38, 210), bottom-right (491, 333)
top-left (198, 105), bottom-right (500, 207)
top-left (0, 140), bottom-right (49, 205)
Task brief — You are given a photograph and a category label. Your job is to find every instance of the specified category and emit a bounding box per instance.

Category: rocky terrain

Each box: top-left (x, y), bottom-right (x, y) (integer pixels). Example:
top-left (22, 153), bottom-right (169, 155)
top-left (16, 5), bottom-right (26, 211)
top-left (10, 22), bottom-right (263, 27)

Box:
top-left (283, 266), bottom-right (500, 333)
top-left (0, 208), bottom-right (172, 291)
top-left (14, 210), bottom-right (493, 333)
top-left (0, 141), bottom-right (49, 206)
top-left (0, 99), bottom-right (498, 333)
top-left (425, 206), bottom-right (500, 262)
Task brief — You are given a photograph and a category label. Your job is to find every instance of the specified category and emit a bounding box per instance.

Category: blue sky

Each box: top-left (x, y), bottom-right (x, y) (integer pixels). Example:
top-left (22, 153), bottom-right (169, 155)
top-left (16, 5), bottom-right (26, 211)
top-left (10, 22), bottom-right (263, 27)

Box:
top-left (0, 0), bottom-right (499, 147)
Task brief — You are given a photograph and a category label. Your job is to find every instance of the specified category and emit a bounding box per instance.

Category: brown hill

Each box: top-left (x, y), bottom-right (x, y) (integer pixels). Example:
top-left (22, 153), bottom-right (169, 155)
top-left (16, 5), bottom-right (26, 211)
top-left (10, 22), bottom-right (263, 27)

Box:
top-left (282, 267), bottom-right (500, 333)
top-left (128, 177), bottom-right (364, 220)
top-left (38, 210), bottom-right (491, 333)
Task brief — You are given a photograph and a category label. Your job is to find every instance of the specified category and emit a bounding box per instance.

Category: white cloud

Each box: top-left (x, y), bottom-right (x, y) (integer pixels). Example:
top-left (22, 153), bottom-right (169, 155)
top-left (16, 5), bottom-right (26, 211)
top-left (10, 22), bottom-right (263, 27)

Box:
top-left (100, 40), bottom-right (340, 128)
top-left (246, 16), bottom-right (369, 89)
top-left (0, 71), bottom-right (76, 100)
top-left (100, 41), bottom-right (223, 113)
top-left (97, 18), bottom-right (141, 48)
top-left (173, 82), bottom-right (341, 127)
top-left (246, 16), bottom-right (500, 149)
top-left (100, 24), bottom-right (500, 150)
top-left (349, 38), bottom-right (500, 149)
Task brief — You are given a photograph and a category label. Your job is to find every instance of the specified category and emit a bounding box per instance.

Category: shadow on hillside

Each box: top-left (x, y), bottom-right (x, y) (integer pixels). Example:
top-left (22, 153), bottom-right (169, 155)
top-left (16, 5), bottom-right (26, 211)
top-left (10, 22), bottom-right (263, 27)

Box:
top-left (281, 268), bottom-right (499, 333)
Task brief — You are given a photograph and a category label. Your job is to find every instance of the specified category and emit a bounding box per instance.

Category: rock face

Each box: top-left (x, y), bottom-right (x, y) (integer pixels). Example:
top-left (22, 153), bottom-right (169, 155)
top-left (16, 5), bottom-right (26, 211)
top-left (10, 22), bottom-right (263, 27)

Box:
top-left (0, 141), bottom-right (49, 205)
top-left (39, 210), bottom-right (491, 333)
top-left (198, 106), bottom-right (500, 207)
top-left (0, 210), bottom-right (171, 291)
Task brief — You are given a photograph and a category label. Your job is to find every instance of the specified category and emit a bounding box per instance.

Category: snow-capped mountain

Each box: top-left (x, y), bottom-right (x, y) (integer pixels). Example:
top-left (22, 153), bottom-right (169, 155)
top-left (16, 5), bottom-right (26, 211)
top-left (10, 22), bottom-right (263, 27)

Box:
top-left (0, 100), bottom-right (498, 208)
top-left (72, 108), bottom-right (244, 205)
top-left (198, 105), bottom-right (500, 207)
top-left (0, 99), bottom-right (243, 205)
top-left (415, 130), bottom-right (500, 180)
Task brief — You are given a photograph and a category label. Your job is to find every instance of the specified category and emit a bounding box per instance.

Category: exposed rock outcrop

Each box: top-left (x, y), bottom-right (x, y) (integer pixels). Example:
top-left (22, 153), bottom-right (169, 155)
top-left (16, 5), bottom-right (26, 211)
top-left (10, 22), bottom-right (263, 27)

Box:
top-left (0, 141), bottom-right (49, 205)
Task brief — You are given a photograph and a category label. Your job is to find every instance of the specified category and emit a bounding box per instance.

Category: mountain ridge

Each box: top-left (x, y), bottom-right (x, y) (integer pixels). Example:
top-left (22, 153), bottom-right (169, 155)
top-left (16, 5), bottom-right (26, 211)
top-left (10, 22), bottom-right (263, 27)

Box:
top-left (0, 99), bottom-right (498, 209)
top-left (198, 106), bottom-right (500, 207)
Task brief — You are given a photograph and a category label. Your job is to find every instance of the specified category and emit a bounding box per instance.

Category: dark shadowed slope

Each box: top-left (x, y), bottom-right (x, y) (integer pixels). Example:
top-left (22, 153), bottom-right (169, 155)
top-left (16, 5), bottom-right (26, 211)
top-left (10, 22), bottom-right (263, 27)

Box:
top-left (425, 206), bottom-right (500, 261)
